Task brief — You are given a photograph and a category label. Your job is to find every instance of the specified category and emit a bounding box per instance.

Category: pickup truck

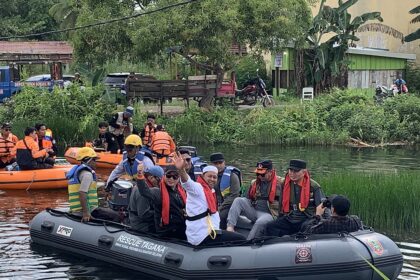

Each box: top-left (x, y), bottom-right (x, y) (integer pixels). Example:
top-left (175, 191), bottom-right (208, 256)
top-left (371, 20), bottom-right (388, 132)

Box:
top-left (0, 66), bottom-right (20, 102)
top-left (0, 67), bottom-right (68, 103)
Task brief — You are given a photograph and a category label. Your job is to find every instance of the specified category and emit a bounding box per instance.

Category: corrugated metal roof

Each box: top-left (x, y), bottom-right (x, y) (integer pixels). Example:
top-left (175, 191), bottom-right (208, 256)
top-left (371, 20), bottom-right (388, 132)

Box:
top-left (0, 41), bottom-right (73, 55)
top-left (347, 47), bottom-right (416, 60)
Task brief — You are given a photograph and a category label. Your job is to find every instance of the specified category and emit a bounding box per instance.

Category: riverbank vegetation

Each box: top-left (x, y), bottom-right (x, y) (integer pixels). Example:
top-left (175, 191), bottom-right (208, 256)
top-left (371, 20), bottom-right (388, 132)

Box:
top-left (1, 87), bottom-right (420, 147)
top-left (319, 171), bottom-right (420, 235)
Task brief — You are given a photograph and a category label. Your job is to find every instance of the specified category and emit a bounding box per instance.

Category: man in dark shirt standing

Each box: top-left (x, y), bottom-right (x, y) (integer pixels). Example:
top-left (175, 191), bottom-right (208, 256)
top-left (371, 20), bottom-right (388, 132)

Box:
top-left (305, 195), bottom-right (362, 234)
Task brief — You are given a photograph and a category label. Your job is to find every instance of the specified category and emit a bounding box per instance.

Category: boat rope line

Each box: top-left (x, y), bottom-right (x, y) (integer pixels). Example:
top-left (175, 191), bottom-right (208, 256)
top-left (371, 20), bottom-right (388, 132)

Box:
top-left (25, 173), bottom-right (36, 192)
top-left (0, 0), bottom-right (202, 40)
top-left (348, 232), bottom-right (376, 266)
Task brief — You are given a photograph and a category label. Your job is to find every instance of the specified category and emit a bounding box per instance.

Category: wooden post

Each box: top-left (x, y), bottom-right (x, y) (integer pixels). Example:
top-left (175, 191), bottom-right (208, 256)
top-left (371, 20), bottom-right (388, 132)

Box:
top-left (275, 67), bottom-right (280, 97)
top-left (159, 81), bottom-right (163, 115)
top-left (186, 78), bottom-right (190, 108)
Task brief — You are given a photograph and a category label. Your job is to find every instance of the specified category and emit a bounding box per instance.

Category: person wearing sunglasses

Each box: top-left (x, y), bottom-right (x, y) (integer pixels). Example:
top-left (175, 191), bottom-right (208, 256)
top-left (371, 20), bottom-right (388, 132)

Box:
top-left (137, 164), bottom-right (187, 240)
top-left (209, 152), bottom-right (242, 230)
top-left (129, 165), bottom-right (164, 233)
top-left (226, 160), bottom-right (282, 240)
top-left (178, 148), bottom-right (197, 181)
top-left (67, 147), bottom-right (120, 223)
top-left (265, 159), bottom-right (326, 237)
top-left (173, 153), bottom-right (246, 245)
top-left (0, 123), bottom-right (18, 169)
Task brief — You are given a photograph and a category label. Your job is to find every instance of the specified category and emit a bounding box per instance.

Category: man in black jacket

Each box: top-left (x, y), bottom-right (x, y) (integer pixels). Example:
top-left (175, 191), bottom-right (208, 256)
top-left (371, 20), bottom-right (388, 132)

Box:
top-left (136, 164), bottom-right (186, 240)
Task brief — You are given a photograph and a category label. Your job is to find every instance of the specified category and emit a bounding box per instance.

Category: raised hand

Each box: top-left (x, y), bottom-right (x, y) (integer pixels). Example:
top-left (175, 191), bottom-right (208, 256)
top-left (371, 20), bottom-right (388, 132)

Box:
top-left (173, 152), bottom-right (186, 170)
top-left (137, 162), bottom-right (145, 175)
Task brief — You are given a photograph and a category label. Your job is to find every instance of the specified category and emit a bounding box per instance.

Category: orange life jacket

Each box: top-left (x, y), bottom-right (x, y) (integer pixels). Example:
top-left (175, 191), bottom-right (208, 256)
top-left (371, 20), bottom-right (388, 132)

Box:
top-left (151, 131), bottom-right (175, 156)
top-left (39, 129), bottom-right (54, 149)
top-left (143, 125), bottom-right (156, 146)
top-left (0, 133), bottom-right (18, 163)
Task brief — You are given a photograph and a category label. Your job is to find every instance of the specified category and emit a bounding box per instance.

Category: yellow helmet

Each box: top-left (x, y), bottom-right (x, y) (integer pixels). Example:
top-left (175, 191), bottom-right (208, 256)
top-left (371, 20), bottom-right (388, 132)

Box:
top-left (76, 147), bottom-right (98, 161)
top-left (124, 134), bottom-right (142, 146)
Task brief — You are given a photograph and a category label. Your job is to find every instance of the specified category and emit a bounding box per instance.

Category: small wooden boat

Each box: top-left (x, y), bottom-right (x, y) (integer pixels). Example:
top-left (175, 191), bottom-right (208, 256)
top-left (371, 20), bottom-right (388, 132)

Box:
top-left (0, 164), bottom-right (73, 190)
top-left (65, 147), bottom-right (121, 169)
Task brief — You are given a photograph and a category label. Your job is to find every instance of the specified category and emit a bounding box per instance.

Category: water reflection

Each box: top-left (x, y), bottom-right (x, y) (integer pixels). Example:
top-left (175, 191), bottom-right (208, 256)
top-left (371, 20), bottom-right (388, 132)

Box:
top-left (1, 145), bottom-right (420, 279)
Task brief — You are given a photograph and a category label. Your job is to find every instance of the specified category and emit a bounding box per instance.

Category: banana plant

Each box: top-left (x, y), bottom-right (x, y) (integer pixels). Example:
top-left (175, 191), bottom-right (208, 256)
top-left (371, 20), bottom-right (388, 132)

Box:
top-left (304, 0), bottom-right (383, 92)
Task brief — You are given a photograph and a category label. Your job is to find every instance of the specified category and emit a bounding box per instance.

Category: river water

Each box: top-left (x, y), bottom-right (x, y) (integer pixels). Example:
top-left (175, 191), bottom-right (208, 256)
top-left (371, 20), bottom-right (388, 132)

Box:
top-left (1, 145), bottom-right (419, 279)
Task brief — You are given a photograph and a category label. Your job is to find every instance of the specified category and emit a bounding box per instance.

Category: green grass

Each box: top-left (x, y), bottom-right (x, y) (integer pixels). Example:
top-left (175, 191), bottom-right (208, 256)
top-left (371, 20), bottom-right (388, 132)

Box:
top-left (318, 171), bottom-right (420, 234)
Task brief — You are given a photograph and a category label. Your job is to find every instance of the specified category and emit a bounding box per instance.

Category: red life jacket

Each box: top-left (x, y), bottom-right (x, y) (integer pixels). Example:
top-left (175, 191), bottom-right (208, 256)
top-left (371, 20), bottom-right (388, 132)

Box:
top-left (248, 170), bottom-right (277, 203)
top-left (0, 133), bottom-right (18, 163)
top-left (281, 171), bottom-right (311, 213)
top-left (160, 180), bottom-right (187, 226)
top-left (196, 176), bottom-right (218, 214)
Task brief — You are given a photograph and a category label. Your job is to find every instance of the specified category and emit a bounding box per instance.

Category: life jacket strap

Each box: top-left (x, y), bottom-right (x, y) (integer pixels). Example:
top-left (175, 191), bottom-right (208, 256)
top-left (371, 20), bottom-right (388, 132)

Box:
top-left (186, 209), bottom-right (209, 221)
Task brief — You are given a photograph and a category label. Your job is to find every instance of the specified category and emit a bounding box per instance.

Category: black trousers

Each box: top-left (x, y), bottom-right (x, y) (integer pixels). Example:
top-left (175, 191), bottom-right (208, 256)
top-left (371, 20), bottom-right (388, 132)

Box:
top-left (115, 134), bottom-right (125, 153)
top-left (0, 158), bottom-right (15, 169)
top-left (218, 207), bottom-right (229, 230)
top-left (200, 230), bottom-right (246, 245)
top-left (265, 216), bottom-right (306, 237)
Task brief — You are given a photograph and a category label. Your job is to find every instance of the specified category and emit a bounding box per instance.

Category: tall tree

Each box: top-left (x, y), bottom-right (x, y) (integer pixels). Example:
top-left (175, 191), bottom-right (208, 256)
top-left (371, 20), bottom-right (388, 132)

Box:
top-left (0, 0), bottom-right (59, 40)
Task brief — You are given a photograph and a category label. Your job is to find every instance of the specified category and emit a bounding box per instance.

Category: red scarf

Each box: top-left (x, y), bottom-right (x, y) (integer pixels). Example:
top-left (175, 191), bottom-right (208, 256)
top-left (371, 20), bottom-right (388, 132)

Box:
top-left (160, 180), bottom-right (187, 226)
top-left (281, 171), bottom-right (310, 213)
top-left (196, 176), bottom-right (218, 214)
top-left (248, 170), bottom-right (277, 203)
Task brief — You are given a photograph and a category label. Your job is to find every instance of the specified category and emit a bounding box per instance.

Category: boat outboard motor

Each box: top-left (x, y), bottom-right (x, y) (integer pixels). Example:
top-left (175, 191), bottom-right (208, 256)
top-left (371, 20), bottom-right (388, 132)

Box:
top-left (108, 180), bottom-right (133, 213)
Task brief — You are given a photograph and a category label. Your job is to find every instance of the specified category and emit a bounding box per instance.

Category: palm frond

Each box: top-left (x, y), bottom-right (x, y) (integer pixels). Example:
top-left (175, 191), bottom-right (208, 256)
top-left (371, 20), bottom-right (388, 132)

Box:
top-left (409, 5), bottom-right (420, 14)
top-left (405, 28), bottom-right (420, 42)
top-left (357, 23), bottom-right (404, 42)
top-left (410, 15), bottom-right (420, 24)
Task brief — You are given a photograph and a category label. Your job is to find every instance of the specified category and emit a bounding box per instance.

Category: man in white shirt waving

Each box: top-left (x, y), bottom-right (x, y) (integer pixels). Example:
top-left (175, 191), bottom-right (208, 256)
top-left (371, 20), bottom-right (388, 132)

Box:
top-left (173, 152), bottom-right (245, 245)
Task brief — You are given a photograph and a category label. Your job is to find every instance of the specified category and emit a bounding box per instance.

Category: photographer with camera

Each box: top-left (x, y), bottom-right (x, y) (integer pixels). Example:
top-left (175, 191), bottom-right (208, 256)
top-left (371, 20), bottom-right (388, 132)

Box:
top-left (305, 195), bottom-right (362, 234)
top-left (140, 114), bottom-right (157, 148)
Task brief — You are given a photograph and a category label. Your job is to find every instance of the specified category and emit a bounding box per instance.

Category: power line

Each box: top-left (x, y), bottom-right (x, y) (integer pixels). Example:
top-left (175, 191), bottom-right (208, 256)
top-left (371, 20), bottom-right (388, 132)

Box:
top-left (0, 0), bottom-right (201, 40)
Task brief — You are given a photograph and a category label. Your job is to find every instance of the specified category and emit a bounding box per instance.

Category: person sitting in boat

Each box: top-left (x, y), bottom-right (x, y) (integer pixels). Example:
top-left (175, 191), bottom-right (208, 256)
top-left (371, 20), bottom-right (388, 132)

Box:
top-left (0, 123), bottom-right (18, 169)
top-left (108, 106), bottom-right (134, 153)
top-left (173, 153), bottom-right (246, 245)
top-left (136, 164), bottom-right (187, 239)
top-left (140, 114), bottom-right (157, 148)
top-left (67, 147), bottom-right (121, 223)
top-left (106, 134), bottom-right (155, 188)
top-left (35, 123), bottom-right (57, 166)
top-left (210, 152), bottom-right (241, 230)
top-left (93, 121), bottom-right (119, 154)
top-left (129, 165), bottom-right (164, 233)
top-left (15, 127), bottom-right (55, 170)
top-left (305, 195), bottom-right (363, 234)
top-left (265, 159), bottom-right (326, 237)
top-left (226, 160), bottom-right (281, 240)
top-left (179, 148), bottom-right (197, 181)
top-left (151, 125), bottom-right (176, 157)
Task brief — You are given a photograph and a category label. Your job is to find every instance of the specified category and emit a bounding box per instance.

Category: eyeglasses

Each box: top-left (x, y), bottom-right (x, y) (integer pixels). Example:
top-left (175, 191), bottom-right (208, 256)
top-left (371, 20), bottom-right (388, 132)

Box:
top-left (166, 174), bottom-right (179, 180)
top-left (3, 128), bottom-right (11, 131)
top-left (256, 173), bottom-right (266, 177)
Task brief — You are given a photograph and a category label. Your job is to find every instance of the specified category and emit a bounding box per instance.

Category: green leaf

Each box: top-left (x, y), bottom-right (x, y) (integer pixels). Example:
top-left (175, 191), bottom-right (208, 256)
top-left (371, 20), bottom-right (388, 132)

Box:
top-left (336, 0), bottom-right (358, 14)
top-left (404, 28), bottom-right (420, 42)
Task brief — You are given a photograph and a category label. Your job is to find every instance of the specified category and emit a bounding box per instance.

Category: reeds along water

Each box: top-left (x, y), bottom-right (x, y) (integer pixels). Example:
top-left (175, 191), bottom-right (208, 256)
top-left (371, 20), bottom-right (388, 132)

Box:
top-left (318, 171), bottom-right (420, 234)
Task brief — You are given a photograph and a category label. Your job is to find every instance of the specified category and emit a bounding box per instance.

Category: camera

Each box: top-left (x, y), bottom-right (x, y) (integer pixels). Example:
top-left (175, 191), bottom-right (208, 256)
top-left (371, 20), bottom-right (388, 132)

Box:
top-left (322, 197), bottom-right (332, 208)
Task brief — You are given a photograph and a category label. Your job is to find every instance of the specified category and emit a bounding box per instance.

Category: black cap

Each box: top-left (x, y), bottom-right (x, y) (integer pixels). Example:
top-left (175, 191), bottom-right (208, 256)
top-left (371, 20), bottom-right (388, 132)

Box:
top-left (178, 148), bottom-right (191, 155)
top-left (1, 123), bottom-right (11, 129)
top-left (165, 165), bottom-right (179, 174)
top-left (255, 159), bottom-right (273, 173)
top-left (288, 159), bottom-right (307, 171)
top-left (210, 153), bottom-right (224, 163)
top-left (157, 124), bottom-right (165, 131)
top-left (332, 195), bottom-right (351, 216)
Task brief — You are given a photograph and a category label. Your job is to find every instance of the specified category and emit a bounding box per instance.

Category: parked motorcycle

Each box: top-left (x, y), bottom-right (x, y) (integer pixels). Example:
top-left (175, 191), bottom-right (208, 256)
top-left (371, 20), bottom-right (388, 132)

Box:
top-left (373, 85), bottom-right (396, 105)
top-left (234, 70), bottom-right (275, 107)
